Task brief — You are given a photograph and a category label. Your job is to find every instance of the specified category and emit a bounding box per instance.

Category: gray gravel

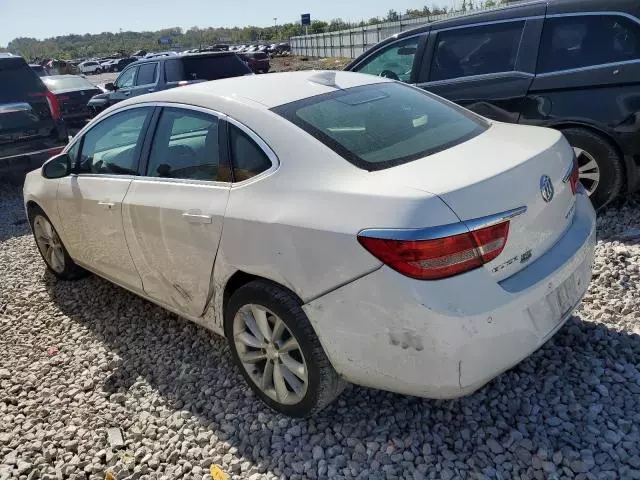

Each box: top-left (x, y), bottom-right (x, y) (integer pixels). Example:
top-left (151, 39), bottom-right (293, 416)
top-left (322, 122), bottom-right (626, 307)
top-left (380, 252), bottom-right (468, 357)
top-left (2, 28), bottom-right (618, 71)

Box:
top-left (1, 183), bottom-right (639, 480)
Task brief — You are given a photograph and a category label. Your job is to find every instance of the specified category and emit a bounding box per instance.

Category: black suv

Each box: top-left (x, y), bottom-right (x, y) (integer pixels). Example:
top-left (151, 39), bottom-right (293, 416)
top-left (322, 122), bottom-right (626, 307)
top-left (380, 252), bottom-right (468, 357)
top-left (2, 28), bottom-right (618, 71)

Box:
top-left (346, 0), bottom-right (640, 208)
top-left (0, 54), bottom-right (68, 180)
top-left (88, 52), bottom-right (252, 115)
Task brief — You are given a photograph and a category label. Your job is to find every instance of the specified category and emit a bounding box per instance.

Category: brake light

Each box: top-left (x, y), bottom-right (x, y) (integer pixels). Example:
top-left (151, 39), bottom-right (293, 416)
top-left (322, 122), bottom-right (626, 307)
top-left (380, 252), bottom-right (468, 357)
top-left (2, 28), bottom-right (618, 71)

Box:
top-left (358, 221), bottom-right (510, 280)
top-left (29, 91), bottom-right (61, 120)
top-left (568, 160), bottom-right (580, 195)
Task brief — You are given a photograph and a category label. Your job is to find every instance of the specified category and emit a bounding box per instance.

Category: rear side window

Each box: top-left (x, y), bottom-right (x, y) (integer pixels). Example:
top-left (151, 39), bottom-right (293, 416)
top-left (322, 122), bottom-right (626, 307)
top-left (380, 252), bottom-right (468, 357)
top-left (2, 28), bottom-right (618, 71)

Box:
top-left (146, 107), bottom-right (221, 181)
top-left (229, 124), bottom-right (272, 181)
top-left (430, 21), bottom-right (525, 81)
top-left (165, 55), bottom-right (250, 82)
top-left (273, 82), bottom-right (486, 171)
top-left (136, 63), bottom-right (157, 85)
top-left (0, 58), bottom-right (46, 101)
top-left (538, 15), bottom-right (640, 73)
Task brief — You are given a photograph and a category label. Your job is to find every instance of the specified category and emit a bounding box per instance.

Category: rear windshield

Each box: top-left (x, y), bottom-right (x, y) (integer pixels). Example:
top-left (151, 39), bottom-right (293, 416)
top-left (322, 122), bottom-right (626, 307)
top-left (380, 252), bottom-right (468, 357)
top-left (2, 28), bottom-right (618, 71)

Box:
top-left (0, 58), bottom-right (46, 101)
top-left (272, 82), bottom-right (487, 170)
top-left (165, 55), bottom-right (251, 82)
top-left (43, 76), bottom-right (97, 93)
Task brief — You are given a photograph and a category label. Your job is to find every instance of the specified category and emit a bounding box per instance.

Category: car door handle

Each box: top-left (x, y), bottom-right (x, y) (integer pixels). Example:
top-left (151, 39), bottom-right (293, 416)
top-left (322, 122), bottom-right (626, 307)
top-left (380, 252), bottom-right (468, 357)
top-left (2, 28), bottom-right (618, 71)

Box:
top-left (147, 88), bottom-right (155, 92)
top-left (124, 91), bottom-right (131, 96)
top-left (98, 201), bottom-right (116, 209)
top-left (182, 212), bottom-right (212, 224)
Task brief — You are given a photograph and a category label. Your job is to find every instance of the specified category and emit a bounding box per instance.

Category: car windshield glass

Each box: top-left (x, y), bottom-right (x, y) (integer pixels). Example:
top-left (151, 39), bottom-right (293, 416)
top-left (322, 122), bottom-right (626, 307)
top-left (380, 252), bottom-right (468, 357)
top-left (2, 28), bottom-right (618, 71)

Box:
top-left (43, 76), bottom-right (96, 92)
top-left (273, 82), bottom-right (487, 170)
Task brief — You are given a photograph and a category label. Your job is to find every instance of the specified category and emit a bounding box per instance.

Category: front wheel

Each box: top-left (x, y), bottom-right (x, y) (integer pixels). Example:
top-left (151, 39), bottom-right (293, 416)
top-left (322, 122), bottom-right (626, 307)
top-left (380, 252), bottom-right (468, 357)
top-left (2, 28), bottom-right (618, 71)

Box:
top-left (225, 280), bottom-right (346, 417)
top-left (28, 207), bottom-right (87, 280)
top-left (561, 128), bottom-right (624, 210)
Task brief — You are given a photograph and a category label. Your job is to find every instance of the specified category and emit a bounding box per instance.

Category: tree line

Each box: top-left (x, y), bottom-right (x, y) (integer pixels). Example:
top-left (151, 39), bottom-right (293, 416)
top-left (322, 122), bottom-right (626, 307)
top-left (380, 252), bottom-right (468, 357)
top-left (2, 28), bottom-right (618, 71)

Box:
top-left (3, 1), bottom-right (507, 61)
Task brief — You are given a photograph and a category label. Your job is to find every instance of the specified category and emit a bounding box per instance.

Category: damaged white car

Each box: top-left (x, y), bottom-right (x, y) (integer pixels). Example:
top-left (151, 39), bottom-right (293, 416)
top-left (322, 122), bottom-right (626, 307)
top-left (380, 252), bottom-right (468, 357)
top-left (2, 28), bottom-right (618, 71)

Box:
top-left (23, 71), bottom-right (596, 417)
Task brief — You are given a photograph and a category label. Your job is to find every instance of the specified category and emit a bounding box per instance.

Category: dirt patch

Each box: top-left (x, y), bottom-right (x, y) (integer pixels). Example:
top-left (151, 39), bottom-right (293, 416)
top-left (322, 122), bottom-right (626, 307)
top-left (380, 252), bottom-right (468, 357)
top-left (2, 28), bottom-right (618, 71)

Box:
top-left (270, 56), bottom-right (351, 73)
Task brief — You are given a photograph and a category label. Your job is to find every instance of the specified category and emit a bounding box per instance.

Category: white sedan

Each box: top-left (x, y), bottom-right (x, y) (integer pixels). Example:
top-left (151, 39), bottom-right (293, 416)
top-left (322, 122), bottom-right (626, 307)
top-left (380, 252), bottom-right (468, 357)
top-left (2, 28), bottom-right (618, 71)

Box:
top-left (23, 71), bottom-right (596, 417)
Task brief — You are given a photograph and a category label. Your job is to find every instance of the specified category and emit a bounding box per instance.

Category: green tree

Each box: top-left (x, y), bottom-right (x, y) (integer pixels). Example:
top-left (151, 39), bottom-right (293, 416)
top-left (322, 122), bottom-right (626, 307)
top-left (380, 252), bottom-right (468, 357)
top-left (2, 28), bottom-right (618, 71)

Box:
top-left (385, 9), bottom-right (399, 22)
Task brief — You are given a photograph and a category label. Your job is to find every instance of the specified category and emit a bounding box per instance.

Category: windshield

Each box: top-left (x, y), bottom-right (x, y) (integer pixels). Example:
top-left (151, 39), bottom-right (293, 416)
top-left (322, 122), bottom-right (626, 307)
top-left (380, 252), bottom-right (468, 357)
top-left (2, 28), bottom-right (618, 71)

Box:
top-left (43, 76), bottom-right (96, 92)
top-left (272, 82), bottom-right (487, 171)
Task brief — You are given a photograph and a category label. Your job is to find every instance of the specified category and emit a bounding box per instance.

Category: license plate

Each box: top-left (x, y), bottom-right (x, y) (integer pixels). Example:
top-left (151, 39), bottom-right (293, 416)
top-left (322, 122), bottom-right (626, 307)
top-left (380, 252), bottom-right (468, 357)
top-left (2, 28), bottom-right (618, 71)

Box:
top-left (527, 260), bottom-right (590, 335)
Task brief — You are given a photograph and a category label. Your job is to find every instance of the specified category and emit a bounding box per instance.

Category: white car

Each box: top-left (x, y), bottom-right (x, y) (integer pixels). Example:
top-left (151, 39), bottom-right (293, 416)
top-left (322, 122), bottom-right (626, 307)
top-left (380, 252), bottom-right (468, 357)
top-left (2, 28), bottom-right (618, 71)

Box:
top-left (23, 71), bottom-right (596, 417)
top-left (78, 61), bottom-right (102, 74)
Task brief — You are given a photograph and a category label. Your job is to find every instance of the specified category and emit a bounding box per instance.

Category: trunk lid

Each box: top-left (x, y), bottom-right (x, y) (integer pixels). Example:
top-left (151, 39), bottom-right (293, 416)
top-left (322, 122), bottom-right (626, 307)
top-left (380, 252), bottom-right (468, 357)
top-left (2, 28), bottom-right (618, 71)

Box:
top-left (376, 122), bottom-right (577, 281)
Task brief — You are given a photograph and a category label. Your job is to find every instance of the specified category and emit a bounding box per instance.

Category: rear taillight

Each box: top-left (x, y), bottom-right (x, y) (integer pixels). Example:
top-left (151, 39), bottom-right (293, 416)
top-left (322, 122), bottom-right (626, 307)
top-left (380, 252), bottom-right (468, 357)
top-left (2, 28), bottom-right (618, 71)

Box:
top-left (568, 161), bottom-right (580, 195)
top-left (44, 90), bottom-right (61, 120)
top-left (358, 221), bottom-right (510, 280)
top-left (29, 91), bottom-right (61, 120)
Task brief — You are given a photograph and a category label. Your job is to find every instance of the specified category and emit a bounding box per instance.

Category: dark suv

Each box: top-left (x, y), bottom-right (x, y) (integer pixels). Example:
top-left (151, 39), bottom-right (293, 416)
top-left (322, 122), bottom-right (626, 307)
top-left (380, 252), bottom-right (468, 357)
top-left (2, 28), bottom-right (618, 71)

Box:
top-left (346, 0), bottom-right (640, 208)
top-left (0, 54), bottom-right (68, 180)
top-left (88, 52), bottom-right (252, 115)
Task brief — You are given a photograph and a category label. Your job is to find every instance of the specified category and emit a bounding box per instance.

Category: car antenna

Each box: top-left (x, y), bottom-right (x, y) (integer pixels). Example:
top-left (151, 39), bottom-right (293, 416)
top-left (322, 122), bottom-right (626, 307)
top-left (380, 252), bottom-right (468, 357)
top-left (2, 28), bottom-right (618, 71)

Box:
top-left (308, 71), bottom-right (342, 89)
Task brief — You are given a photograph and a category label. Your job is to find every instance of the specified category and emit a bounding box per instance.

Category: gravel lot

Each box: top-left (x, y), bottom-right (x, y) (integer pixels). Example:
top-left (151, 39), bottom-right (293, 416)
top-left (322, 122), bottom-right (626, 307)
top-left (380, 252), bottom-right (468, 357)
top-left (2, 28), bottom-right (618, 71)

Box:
top-left (1, 183), bottom-right (639, 480)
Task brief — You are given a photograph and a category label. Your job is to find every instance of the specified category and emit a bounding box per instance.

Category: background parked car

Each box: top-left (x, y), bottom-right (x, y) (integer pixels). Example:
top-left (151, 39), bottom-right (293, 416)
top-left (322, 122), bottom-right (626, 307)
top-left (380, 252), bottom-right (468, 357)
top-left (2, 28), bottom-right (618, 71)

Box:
top-left (42, 75), bottom-right (102, 126)
top-left (78, 61), bottom-right (102, 74)
top-left (87, 52), bottom-right (252, 115)
top-left (0, 53), bottom-right (67, 180)
top-left (241, 52), bottom-right (270, 73)
top-left (110, 57), bottom-right (136, 72)
top-left (346, 0), bottom-right (640, 209)
top-left (29, 64), bottom-right (49, 77)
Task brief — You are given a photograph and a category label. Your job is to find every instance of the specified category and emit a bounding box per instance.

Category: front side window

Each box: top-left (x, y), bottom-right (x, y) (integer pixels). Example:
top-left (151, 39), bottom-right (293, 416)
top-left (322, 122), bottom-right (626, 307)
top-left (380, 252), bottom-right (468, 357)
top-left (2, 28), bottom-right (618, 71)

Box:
top-left (78, 107), bottom-right (151, 175)
top-left (538, 15), bottom-right (640, 73)
top-left (355, 37), bottom-right (420, 82)
top-left (273, 82), bottom-right (486, 171)
top-left (430, 21), bottom-right (525, 81)
top-left (229, 124), bottom-right (271, 181)
top-left (115, 67), bottom-right (136, 89)
top-left (146, 107), bottom-right (220, 181)
top-left (136, 63), bottom-right (157, 85)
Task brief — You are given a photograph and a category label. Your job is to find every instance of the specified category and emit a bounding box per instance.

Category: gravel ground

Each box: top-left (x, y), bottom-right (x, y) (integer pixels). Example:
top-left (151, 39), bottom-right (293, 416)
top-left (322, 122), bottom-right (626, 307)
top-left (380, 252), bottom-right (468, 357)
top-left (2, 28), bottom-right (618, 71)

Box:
top-left (1, 184), bottom-right (639, 480)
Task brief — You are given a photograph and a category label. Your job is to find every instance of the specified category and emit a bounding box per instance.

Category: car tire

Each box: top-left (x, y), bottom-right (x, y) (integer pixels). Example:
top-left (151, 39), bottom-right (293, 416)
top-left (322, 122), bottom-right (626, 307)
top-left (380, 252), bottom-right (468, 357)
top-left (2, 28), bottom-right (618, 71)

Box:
top-left (224, 279), bottom-right (347, 417)
top-left (28, 206), bottom-right (88, 281)
top-left (561, 127), bottom-right (624, 210)
top-left (95, 68), bottom-right (101, 74)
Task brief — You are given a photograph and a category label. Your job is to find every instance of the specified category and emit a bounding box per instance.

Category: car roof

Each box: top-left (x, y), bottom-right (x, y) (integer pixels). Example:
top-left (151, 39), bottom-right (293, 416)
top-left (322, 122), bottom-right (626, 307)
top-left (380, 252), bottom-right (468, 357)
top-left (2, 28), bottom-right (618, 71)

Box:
top-left (123, 70), bottom-right (389, 110)
top-left (129, 51), bottom-right (236, 67)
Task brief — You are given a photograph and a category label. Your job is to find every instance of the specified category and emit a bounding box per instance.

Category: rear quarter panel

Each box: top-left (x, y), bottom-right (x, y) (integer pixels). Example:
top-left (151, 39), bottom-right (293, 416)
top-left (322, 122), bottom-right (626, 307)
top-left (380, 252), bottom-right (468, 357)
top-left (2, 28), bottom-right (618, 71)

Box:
top-left (211, 107), bottom-right (461, 327)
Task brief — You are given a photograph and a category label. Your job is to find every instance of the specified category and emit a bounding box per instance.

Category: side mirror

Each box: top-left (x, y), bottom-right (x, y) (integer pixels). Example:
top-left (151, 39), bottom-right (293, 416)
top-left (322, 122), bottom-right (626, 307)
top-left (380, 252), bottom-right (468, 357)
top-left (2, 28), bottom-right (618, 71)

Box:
top-left (42, 153), bottom-right (71, 179)
top-left (398, 47), bottom-right (417, 56)
top-left (105, 82), bottom-right (116, 91)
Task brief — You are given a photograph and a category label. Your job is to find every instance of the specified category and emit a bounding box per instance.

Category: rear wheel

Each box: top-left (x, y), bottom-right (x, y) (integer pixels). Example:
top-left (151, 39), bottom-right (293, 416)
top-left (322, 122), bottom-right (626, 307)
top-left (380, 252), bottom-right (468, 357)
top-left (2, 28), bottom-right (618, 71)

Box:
top-left (225, 280), bottom-right (346, 417)
top-left (561, 127), bottom-right (623, 209)
top-left (28, 207), bottom-right (87, 280)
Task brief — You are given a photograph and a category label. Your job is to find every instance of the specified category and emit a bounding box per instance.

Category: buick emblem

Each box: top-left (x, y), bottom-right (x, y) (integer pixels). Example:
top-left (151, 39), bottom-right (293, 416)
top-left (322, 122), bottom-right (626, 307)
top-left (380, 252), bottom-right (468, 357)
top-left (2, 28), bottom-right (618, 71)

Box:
top-left (540, 175), bottom-right (554, 203)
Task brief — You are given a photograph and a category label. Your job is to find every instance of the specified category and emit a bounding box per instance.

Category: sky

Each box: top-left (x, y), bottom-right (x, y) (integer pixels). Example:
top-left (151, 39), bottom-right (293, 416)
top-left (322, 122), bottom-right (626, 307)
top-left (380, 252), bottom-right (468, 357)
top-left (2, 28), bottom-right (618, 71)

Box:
top-left (0, 0), bottom-right (460, 46)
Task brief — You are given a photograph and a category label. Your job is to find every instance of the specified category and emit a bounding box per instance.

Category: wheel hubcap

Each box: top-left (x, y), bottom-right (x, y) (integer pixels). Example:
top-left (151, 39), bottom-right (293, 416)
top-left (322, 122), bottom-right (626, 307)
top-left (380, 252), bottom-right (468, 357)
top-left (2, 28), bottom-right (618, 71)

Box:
top-left (573, 147), bottom-right (600, 196)
top-left (33, 215), bottom-right (65, 274)
top-left (233, 304), bottom-right (308, 405)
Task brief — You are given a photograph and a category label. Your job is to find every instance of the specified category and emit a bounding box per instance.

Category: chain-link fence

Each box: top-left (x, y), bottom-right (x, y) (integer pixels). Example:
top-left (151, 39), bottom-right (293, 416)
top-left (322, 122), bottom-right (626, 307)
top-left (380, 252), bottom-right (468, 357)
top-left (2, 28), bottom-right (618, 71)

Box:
top-left (290, 8), bottom-right (495, 59)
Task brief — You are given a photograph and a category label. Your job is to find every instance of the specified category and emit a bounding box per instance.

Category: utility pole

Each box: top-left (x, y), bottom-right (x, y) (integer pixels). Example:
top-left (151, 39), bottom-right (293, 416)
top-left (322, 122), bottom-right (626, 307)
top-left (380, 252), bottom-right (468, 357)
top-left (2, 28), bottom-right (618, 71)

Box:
top-left (273, 18), bottom-right (278, 40)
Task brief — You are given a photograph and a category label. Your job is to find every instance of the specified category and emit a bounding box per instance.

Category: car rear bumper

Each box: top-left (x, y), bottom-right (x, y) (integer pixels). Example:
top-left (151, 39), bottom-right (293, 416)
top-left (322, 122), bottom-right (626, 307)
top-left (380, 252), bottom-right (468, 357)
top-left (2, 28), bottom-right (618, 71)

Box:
top-left (303, 193), bottom-right (597, 398)
top-left (0, 144), bottom-right (67, 179)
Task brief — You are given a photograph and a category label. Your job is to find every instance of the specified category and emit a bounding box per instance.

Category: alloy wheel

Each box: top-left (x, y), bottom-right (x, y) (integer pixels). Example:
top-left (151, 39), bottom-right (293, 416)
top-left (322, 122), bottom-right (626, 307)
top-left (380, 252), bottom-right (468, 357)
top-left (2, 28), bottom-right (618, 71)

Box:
top-left (573, 146), bottom-right (600, 196)
top-left (33, 215), bottom-right (65, 273)
top-left (233, 304), bottom-right (309, 405)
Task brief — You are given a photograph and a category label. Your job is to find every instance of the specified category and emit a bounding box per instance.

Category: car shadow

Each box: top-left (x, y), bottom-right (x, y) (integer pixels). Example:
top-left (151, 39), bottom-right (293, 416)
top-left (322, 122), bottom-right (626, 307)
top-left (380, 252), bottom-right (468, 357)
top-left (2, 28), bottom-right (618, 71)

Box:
top-left (42, 271), bottom-right (640, 478)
